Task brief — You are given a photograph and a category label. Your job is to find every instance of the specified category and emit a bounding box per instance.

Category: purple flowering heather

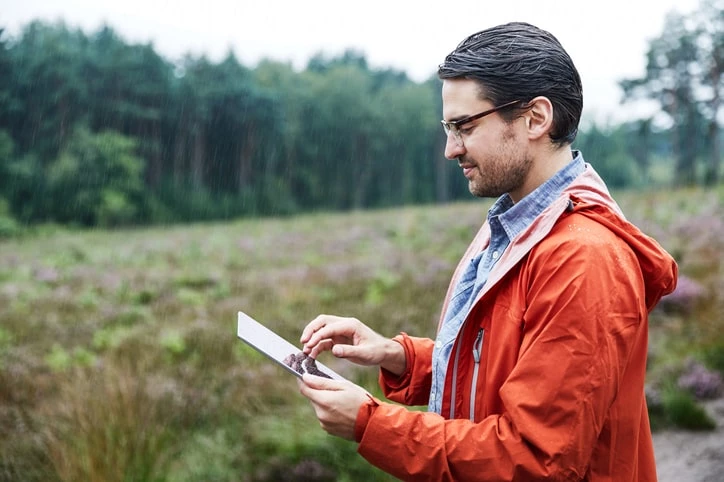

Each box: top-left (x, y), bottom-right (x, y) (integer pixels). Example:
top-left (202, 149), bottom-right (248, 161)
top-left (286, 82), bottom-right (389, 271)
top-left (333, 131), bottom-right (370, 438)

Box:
top-left (677, 360), bottom-right (723, 400)
top-left (33, 266), bottom-right (60, 284)
top-left (660, 275), bottom-right (706, 314)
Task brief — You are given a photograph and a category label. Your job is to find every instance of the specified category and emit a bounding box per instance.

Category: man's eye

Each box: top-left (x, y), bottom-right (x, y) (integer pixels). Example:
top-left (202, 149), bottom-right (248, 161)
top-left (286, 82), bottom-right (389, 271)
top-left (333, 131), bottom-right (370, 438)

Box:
top-left (459, 126), bottom-right (474, 135)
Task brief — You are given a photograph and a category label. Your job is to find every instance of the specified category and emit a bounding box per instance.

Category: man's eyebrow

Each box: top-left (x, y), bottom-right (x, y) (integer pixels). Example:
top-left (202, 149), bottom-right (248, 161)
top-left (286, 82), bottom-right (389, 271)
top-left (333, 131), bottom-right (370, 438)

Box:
top-left (447, 114), bottom-right (469, 122)
top-left (444, 113), bottom-right (473, 123)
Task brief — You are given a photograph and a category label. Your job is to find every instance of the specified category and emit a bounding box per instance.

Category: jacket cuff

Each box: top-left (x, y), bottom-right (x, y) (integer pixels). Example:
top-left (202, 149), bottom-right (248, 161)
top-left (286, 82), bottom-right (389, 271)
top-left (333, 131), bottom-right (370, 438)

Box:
top-left (354, 395), bottom-right (380, 443)
top-left (379, 333), bottom-right (413, 389)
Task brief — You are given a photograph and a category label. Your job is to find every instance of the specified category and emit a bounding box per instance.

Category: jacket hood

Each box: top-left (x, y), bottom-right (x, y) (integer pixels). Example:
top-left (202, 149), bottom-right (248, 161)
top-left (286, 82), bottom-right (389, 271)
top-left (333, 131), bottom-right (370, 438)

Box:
top-left (564, 165), bottom-right (678, 312)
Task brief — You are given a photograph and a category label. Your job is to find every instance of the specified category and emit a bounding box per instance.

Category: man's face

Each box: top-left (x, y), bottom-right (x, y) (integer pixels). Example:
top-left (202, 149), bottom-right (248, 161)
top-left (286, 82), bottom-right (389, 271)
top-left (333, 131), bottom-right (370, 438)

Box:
top-left (441, 79), bottom-right (532, 201)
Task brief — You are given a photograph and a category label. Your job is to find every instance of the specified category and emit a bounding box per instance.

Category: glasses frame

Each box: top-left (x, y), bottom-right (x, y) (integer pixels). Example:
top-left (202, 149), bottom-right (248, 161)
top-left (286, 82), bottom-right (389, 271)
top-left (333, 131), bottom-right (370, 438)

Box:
top-left (441, 99), bottom-right (522, 147)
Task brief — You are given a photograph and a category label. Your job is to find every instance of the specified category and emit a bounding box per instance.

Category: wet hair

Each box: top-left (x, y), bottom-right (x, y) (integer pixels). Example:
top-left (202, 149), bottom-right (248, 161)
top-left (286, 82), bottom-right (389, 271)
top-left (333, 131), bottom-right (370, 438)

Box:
top-left (438, 22), bottom-right (583, 146)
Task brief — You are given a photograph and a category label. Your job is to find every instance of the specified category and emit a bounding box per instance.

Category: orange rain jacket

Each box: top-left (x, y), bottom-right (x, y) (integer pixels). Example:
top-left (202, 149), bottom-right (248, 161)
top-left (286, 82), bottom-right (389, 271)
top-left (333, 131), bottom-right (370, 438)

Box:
top-left (353, 165), bottom-right (678, 481)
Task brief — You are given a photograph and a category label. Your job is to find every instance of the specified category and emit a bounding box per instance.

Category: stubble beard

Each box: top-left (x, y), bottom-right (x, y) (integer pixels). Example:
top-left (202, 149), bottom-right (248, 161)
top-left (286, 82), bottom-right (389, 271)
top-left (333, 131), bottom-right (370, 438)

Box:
top-left (466, 129), bottom-right (531, 199)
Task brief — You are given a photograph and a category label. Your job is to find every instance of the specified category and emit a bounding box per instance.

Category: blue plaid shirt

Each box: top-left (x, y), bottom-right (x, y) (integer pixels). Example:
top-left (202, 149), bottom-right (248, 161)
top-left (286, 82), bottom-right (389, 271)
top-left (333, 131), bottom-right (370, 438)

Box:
top-left (428, 153), bottom-right (585, 415)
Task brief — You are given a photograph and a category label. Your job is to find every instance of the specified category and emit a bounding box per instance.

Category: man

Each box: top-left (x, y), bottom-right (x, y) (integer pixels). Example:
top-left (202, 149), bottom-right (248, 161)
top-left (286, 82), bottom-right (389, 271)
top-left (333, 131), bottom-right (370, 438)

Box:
top-left (298, 22), bottom-right (677, 481)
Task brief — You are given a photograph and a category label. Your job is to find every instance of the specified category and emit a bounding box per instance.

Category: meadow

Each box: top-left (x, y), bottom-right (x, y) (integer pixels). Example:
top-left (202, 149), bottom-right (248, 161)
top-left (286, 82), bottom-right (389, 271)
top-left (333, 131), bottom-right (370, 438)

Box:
top-left (1, 187), bottom-right (722, 481)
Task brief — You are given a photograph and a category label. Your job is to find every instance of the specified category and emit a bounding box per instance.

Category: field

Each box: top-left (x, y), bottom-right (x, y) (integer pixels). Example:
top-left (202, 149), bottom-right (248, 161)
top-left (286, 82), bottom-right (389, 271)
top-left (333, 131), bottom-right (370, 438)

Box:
top-left (1, 187), bottom-right (723, 481)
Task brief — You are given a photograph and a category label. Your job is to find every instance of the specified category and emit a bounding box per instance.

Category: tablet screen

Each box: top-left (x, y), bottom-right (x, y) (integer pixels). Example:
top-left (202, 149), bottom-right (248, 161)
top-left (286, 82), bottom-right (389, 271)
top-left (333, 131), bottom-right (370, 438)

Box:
top-left (236, 311), bottom-right (345, 381)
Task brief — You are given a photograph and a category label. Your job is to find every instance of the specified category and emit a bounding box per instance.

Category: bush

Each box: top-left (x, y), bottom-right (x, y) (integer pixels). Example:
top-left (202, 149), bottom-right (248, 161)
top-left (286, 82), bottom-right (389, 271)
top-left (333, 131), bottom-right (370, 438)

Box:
top-left (702, 342), bottom-right (724, 375)
top-left (661, 388), bottom-right (717, 431)
top-left (0, 214), bottom-right (20, 238)
top-left (647, 360), bottom-right (719, 432)
top-left (46, 127), bottom-right (146, 227)
top-left (0, 197), bottom-right (22, 238)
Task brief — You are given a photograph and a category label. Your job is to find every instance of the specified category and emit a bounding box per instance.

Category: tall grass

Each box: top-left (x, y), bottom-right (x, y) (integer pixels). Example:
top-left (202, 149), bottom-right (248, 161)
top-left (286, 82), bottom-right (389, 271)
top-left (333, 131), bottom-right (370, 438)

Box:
top-left (0, 187), bottom-right (722, 481)
top-left (43, 362), bottom-right (175, 482)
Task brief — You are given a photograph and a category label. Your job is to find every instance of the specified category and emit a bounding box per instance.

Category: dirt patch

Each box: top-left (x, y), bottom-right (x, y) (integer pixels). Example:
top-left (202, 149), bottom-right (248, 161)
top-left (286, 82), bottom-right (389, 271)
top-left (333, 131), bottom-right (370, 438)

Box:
top-left (654, 397), bottom-right (724, 482)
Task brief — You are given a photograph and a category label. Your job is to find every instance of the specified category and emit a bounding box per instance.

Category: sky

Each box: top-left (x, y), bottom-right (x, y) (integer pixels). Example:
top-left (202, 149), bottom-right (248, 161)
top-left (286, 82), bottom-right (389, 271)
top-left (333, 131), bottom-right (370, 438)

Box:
top-left (0, 0), bottom-right (704, 124)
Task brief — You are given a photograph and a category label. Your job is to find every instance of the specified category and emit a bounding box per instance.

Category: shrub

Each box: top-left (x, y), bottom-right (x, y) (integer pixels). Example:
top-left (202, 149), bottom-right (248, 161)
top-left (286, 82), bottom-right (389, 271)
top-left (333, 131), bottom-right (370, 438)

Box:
top-left (702, 342), bottom-right (724, 375)
top-left (46, 128), bottom-right (145, 227)
top-left (660, 388), bottom-right (717, 431)
top-left (0, 198), bottom-right (22, 238)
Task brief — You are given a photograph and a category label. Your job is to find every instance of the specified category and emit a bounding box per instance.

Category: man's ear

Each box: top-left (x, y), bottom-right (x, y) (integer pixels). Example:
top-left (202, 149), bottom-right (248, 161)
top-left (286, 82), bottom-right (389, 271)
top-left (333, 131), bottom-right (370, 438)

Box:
top-left (524, 96), bottom-right (554, 141)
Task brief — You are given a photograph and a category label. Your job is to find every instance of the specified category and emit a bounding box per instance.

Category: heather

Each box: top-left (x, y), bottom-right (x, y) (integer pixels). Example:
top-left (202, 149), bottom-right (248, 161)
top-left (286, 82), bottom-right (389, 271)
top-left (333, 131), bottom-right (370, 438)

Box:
top-left (0, 186), bottom-right (722, 481)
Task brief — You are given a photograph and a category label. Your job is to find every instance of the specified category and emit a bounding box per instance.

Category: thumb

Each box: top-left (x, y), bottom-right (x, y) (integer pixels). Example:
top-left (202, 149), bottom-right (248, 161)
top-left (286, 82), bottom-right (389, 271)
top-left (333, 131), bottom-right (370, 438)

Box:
top-left (302, 373), bottom-right (342, 390)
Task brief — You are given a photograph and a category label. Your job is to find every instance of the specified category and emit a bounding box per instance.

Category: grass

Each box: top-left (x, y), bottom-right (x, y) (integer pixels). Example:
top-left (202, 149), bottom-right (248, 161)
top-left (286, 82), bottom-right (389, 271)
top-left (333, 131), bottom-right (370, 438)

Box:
top-left (0, 186), bottom-right (722, 481)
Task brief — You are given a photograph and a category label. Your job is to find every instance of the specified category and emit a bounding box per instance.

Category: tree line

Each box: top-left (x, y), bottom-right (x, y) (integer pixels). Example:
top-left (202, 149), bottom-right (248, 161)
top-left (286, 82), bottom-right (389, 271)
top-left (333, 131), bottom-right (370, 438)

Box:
top-left (0, 1), bottom-right (721, 229)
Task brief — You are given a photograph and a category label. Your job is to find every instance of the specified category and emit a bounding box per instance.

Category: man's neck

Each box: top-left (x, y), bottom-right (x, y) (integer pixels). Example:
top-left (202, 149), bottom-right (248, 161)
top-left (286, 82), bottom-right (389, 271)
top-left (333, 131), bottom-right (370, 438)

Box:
top-left (509, 145), bottom-right (573, 203)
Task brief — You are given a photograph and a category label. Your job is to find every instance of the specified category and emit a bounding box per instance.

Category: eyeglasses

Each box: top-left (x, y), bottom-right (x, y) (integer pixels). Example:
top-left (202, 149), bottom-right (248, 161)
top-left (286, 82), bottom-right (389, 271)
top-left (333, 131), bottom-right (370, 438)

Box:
top-left (440, 99), bottom-right (521, 147)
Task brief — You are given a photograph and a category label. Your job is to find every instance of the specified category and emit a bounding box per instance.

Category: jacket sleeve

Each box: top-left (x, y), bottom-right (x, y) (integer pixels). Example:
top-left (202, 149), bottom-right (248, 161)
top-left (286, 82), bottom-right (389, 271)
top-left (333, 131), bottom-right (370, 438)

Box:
top-left (378, 333), bottom-right (435, 406)
top-left (356, 222), bottom-right (648, 481)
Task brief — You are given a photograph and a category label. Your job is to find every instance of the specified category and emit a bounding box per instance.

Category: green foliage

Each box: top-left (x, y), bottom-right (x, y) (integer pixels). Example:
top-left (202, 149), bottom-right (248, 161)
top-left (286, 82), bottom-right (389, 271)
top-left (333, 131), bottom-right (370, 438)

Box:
top-left (364, 270), bottom-right (400, 306)
top-left (574, 124), bottom-right (643, 188)
top-left (661, 388), bottom-right (717, 431)
top-left (0, 130), bottom-right (23, 235)
top-left (47, 127), bottom-right (145, 227)
top-left (92, 325), bottom-right (135, 352)
top-left (702, 342), bottom-right (724, 375)
top-left (4, 21), bottom-right (91, 160)
top-left (0, 326), bottom-right (12, 347)
top-left (0, 197), bottom-right (21, 238)
top-left (168, 429), bottom-right (241, 482)
top-left (160, 330), bottom-right (187, 356)
top-left (2, 18), bottom-right (718, 228)
top-left (240, 415), bottom-right (390, 481)
top-left (0, 128), bottom-right (14, 182)
top-left (45, 344), bottom-right (73, 372)
top-left (0, 326), bottom-right (12, 366)
top-left (0, 19), bottom-right (636, 229)
top-left (620, 0), bottom-right (723, 185)
top-left (45, 344), bottom-right (97, 372)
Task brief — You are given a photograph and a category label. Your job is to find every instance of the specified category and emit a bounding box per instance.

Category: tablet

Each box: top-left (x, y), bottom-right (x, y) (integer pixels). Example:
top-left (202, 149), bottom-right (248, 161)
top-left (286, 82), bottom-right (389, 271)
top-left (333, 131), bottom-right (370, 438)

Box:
top-left (236, 311), bottom-right (346, 381)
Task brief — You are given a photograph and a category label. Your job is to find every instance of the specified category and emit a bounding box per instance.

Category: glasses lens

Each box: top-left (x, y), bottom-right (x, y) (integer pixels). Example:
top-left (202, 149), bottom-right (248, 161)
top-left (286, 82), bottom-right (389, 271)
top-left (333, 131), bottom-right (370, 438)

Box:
top-left (441, 122), bottom-right (464, 147)
top-left (449, 127), bottom-right (463, 147)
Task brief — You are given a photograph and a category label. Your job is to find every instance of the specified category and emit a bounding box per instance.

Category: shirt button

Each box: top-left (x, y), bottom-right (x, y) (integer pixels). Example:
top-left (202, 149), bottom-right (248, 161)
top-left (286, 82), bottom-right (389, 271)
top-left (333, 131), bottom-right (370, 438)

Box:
top-left (492, 251), bottom-right (499, 260)
top-left (430, 393), bottom-right (436, 402)
top-left (435, 341), bottom-right (442, 349)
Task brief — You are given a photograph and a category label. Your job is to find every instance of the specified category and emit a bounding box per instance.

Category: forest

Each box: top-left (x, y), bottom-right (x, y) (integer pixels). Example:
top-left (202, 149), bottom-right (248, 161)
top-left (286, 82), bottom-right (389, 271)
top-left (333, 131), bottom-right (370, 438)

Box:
top-left (0, 0), bottom-right (721, 232)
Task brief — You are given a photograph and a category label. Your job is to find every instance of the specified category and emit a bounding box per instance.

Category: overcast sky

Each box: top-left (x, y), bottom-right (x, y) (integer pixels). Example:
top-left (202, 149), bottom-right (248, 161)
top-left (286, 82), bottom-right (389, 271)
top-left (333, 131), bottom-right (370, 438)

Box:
top-left (1, 0), bottom-right (703, 124)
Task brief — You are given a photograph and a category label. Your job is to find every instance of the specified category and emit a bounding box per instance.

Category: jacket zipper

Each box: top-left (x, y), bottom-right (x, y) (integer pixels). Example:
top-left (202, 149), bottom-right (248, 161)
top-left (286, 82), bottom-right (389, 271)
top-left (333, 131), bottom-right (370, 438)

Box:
top-left (469, 329), bottom-right (484, 421)
top-left (449, 340), bottom-right (462, 419)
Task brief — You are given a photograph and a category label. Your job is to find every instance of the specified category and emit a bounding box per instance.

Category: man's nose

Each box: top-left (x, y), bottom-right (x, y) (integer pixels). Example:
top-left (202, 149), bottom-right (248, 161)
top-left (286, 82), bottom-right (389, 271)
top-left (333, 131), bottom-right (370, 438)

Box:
top-left (443, 133), bottom-right (465, 160)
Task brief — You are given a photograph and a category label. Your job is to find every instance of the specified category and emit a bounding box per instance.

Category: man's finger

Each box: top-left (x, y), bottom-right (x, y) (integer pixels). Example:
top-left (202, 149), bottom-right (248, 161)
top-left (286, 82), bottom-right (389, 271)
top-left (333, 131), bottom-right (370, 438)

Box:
top-left (300, 314), bottom-right (330, 344)
top-left (303, 319), bottom-right (355, 352)
top-left (303, 325), bottom-right (336, 350)
top-left (307, 338), bottom-right (334, 358)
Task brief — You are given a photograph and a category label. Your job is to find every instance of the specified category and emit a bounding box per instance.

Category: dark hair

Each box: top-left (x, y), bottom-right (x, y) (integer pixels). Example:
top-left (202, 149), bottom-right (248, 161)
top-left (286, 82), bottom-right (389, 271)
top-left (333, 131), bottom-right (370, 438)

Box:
top-left (438, 22), bottom-right (583, 146)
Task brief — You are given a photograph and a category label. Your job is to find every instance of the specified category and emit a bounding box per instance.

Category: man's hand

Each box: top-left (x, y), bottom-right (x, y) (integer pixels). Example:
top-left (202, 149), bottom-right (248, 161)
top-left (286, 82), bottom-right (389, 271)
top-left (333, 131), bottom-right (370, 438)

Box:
top-left (297, 373), bottom-right (370, 441)
top-left (300, 314), bottom-right (406, 376)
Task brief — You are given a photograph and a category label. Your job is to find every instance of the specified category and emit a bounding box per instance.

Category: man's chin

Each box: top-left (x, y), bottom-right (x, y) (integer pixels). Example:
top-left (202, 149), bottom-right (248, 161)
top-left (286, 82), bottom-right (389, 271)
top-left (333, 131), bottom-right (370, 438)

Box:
top-left (468, 182), bottom-right (498, 199)
top-left (468, 184), bottom-right (486, 198)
